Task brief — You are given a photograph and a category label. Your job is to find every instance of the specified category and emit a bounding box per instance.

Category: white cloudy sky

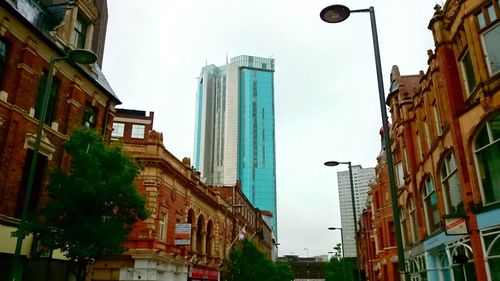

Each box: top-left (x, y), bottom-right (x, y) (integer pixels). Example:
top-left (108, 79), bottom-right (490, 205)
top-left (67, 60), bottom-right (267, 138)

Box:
top-left (102, 0), bottom-right (441, 258)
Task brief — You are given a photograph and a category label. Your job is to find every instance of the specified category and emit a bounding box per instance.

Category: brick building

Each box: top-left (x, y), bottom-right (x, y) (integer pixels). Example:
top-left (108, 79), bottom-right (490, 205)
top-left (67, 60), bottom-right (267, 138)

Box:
top-left (89, 109), bottom-right (273, 281)
top-left (0, 0), bottom-right (119, 278)
top-left (359, 0), bottom-right (500, 280)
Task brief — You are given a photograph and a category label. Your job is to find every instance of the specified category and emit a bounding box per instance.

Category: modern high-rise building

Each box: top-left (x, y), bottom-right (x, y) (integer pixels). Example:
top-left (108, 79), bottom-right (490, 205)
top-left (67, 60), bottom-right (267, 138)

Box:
top-left (193, 55), bottom-right (277, 233)
top-left (337, 165), bottom-right (375, 257)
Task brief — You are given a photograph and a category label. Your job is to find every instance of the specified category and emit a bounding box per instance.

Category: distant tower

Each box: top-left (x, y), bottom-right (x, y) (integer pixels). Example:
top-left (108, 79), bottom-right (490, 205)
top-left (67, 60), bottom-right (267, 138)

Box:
top-left (193, 55), bottom-right (277, 234)
top-left (338, 165), bottom-right (375, 257)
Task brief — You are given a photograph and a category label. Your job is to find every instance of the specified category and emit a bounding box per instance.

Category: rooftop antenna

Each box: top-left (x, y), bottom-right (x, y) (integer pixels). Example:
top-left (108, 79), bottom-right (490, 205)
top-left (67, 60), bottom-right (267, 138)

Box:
top-left (226, 52), bottom-right (229, 65)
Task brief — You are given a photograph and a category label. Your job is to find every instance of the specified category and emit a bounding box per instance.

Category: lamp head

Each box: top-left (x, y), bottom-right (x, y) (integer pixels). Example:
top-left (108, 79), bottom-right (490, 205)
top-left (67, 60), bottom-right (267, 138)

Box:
top-left (68, 49), bottom-right (97, 64)
top-left (324, 161), bottom-right (340, 167)
top-left (328, 227), bottom-right (341, 230)
top-left (320, 4), bottom-right (351, 23)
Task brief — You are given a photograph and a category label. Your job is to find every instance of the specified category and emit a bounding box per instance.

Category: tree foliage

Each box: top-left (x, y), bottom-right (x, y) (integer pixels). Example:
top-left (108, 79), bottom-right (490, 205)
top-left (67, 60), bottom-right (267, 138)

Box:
top-left (222, 239), bottom-right (293, 281)
top-left (19, 128), bottom-right (148, 280)
top-left (324, 257), bottom-right (356, 281)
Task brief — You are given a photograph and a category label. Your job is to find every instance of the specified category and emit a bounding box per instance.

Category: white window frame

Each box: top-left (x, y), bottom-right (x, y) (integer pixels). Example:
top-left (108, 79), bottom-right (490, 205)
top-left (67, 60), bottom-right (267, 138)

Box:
top-left (432, 103), bottom-right (443, 136)
top-left (473, 113), bottom-right (500, 205)
top-left (131, 124), bottom-right (145, 139)
top-left (396, 162), bottom-right (405, 188)
top-left (111, 123), bottom-right (125, 138)
top-left (423, 177), bottom-right (440, 234)
top-left (159, 211), bottom-right (167, 242)
top-left (480, 20), bottom-right (500, 76)
top-left (440, 152), bottom-right (463, 215)
top-left (460, 50), bottom-right (477, 97)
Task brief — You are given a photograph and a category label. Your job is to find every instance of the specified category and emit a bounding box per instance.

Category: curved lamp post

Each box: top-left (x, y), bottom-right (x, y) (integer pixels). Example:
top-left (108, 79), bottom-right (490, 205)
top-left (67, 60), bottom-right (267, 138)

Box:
top-left (10, 49), bottom-right (97, 281)
top-left (324, 161), bottom-right (360, 281)
top-left (320, 5), bottom-right (407, 281)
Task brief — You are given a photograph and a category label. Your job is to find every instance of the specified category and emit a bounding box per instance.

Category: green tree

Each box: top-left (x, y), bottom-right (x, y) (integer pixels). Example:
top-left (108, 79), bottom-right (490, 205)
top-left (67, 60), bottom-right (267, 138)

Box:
top-left (17, 128), bottom-right (148, 281)
top-left (223, 239), bottom-right (293, 281)
top-left (325, 257), bottom-right (355, 281)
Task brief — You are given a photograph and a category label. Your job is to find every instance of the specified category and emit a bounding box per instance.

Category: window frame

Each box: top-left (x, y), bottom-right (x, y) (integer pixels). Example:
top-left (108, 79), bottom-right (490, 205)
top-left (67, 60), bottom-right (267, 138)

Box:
top-left (459, 49), bottom-right (478, 97)
top-left (35, 71), bottom-right (60, 125)
top-left (0, 38), bottom-right (8, 85)
top-left (131, 124), bottom-right (145, 139)
top-left (82, 103), bottom-right (98, 128)
top-left (72, 14), bottom-right (88, 49)
top-left (475, 1), bottom-right (500, 76)
top-left (440, 152), bottom-right (464, 215)
top-left (473, 113), bottom-right (500, 205)
top-left (111, 123), bottom-right (125, 138)
top-left (423, 176), bottom-right (441, 234)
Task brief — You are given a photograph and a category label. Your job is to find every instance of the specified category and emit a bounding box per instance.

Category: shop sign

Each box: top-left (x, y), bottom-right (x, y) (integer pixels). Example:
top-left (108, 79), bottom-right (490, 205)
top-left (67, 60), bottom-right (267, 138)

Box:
top-left (174, 223), bottom-right (191, 245)
top-left (444, 216), bottom-right (468, 235)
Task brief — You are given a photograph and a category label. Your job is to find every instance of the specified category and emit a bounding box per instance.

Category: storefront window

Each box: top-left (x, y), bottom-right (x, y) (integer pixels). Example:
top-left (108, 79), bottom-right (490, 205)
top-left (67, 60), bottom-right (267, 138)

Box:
top-left (482, 227), bottom-right (500, 281)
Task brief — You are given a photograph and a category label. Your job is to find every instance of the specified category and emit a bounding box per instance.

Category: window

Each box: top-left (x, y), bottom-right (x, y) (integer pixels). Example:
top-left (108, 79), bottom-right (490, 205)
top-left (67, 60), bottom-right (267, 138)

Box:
top-left (424, 119), bottom-right (432, 148)
top-left (0, 39), bottom-right (8, 83)
top-left (423, 176), bottom-right (441, 233)
top-left (482, 227), bottom-right (500, 281)
top-left (82, 104), bottom-right (98, 128)
top-left (476, 2), bottom-right (500, 76)
top-left (395, 162), bottom-right (405, 188)
top-left (159, 211), bottom-right (167, 242)
top-left (408, 198), bottom-right (418, 243)
top-left (72, 15), bottom-right (88, 48)
top-left (112, 123), bottom-right (125, 138)
top-left (400, 208), bottom-right (408, 248)
top-left (460, 50), bottom-right (478, 96)
top-left (16, 150), bottom-right (47, 217)
top-left (432, 104), bottom-right (443, 136)
top-left (482, 24), bottom-right (500, 75)
top-left (131, 124), bottom-right (145, 139)
top-left (474, 113), bottom-right (500, 205)
top-left (35, 72), bottom-right (60, 125)
top-left (440, 152), bottom-right (463, 214)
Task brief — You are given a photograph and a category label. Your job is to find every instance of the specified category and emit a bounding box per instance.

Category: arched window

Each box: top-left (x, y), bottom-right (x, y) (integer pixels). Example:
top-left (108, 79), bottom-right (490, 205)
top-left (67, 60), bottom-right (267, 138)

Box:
top-left (440, 152), bottom-right (463, 215)
top-left (423, 176), bottom-right (441, 233)
top-left (482, 227), bottom-right (500, 281)
top-left (473, 112), bottom-right (500, 205)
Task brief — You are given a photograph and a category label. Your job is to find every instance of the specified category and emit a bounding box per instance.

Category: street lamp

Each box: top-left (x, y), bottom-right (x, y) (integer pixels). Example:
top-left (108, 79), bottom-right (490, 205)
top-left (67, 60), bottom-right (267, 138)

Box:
top-left (328, 227), bottom-right (345, 280)
top-left (10, 49), bottom-right (98, 281)
top-left (324, 161), bottom-right (360, 281)
top-left (328, 227), bottom-right (344, 258)
top-left (320, 4), bottom-right (407, 281)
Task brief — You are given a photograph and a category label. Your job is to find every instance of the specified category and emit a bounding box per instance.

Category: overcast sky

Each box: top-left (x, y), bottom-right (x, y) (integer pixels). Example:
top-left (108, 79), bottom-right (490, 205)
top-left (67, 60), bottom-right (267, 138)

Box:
top-left (102, 0), bottom-right (441, 258)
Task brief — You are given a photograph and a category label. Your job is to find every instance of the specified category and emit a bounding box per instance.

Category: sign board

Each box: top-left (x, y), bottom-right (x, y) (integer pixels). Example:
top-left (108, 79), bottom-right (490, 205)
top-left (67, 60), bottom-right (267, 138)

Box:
top-left (444, 216), bottom-right (468, 235)
top-left (174, 223), bottom-right (191, 245)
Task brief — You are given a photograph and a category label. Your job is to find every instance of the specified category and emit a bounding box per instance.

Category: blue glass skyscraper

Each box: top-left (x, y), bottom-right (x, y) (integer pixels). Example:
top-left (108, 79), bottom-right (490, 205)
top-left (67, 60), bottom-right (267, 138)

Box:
top-left (193, 55), bottom-right (277, 234)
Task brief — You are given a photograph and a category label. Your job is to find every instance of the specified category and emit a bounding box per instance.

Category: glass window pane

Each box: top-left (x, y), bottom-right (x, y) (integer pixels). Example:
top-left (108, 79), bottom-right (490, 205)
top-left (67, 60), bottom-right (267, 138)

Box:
top-left (489, 259), bottom-right (500, 281)
top-left (483, 24), bottom-right (500, 75)
top-left (131, 124), bottom-right (145, 139)
top-left (475, 126), bottom-right (490, 149)
top-left (461, 51), bottom-right (477, 95)
top-left (112, 123), bottom-right (125, 138)
top-left (491, 115), bottom-right (500, 140)
top-left (477, 140), bottom-right (500, 204)
top-left (477, 11), bottom-right (486, 29)
top-left (487, 5), bottom-right (497, 21)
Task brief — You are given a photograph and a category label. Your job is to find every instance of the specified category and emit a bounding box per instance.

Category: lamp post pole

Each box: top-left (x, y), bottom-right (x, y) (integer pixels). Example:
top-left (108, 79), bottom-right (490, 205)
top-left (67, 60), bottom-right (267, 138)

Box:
top-left (9, 49), bottom-right (97, 281)
top-left (328, 227), bottom-right (345, 280)
top-left (328, 227), bottom-right (344, 258)
top-left (320, 5), bottom-right (407, 281)
top-left (325, 161), bottom-right (360, 281)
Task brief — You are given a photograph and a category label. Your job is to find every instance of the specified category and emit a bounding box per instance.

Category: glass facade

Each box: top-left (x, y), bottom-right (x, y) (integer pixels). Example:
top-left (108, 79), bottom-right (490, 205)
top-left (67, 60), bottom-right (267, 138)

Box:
top-left (193, 55), bottom-right (277, 233)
